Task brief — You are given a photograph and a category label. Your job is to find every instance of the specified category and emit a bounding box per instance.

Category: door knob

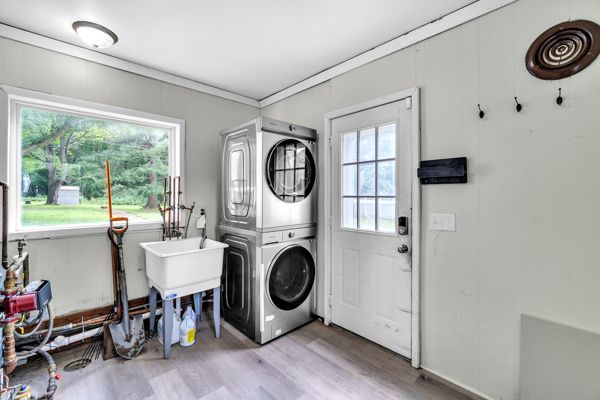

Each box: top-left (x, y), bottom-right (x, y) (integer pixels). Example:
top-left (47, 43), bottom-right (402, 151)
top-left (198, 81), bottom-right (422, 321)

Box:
top-left (397, 245), bottom-right (409, 254)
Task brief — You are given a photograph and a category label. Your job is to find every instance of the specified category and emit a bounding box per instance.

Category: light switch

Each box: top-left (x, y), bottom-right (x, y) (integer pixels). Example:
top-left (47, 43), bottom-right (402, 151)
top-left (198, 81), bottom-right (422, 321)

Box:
top-left (429, 213), bottom-right (456, 232)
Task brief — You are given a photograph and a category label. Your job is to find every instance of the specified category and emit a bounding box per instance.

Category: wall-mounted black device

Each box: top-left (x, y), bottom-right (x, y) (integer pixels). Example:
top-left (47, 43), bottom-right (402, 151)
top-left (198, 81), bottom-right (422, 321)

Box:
top-left (417, 157), bottom-right (467, 184)
top-left (398, 216), bottom-right (409, 235)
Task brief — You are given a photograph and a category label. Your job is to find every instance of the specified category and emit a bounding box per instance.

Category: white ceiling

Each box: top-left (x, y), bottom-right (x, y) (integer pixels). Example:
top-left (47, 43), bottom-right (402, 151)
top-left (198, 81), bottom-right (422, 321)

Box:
top-left (0, 0), bottom-right (475, 100)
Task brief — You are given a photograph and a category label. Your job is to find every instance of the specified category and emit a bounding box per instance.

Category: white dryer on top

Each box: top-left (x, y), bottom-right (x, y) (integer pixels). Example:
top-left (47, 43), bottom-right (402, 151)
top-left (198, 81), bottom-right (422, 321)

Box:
top-left (220, 117), bottom-right (317, 231)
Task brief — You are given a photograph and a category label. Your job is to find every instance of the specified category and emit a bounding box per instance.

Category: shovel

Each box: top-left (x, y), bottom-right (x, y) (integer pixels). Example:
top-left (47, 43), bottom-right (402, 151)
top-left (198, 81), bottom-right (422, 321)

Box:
top-left (105, 160), bottom-right (145, 359)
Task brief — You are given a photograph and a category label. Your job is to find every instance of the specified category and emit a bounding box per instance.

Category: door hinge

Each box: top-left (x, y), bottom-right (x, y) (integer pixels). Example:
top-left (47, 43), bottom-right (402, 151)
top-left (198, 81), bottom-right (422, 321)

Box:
top-left (328, 136), bottom-right (332, 147)
top-left (405, 97), bottom-right (412, 110)
top-left (328, 294), bottom-right (333, 308)
top-left (328, 215), bottom-right (332, 227)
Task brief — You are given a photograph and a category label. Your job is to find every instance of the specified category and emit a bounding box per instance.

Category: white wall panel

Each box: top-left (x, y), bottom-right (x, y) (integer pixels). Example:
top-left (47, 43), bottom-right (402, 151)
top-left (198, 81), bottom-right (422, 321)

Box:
top-left (0, 38), bottom-right (259, 315)
top-left (261, 0), bottom-right (600, 398)
top-left (456, 19), bottom-right (482, 392)
top-left (476, 7), bottom-right (516, 399)
top-left (51, 52), bottom-right (87, 100)
top-left (22, 45), bottom-right (53, 94)
top-left (1, 38), bottom-right (22, 87)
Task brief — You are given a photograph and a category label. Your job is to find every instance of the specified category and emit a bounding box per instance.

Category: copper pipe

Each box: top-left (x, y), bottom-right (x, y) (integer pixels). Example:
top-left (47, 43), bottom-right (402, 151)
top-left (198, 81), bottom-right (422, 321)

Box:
top-left (3, 326), bottom-right (16, 374)
top-left (3, 266), bottom-right (18, 374)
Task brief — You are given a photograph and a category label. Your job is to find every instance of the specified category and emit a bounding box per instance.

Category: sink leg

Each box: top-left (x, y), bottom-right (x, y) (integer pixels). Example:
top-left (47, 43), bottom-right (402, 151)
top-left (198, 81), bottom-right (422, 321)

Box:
top-left (213, 287), bottom-right (221, 338)
top-left (149, 287), bottom-right (158, 337)
top-left (163, 299), bottom-right (174, 359)
top-left (175, 297), bottom-right (182, 319)
top-left (193, 292), bottom-right (202, 323)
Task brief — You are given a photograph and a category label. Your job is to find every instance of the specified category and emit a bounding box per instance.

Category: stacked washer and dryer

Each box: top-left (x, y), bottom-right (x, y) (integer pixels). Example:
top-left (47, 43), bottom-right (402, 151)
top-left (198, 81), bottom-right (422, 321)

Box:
top-left (218, 117), bottom-right (318, 344)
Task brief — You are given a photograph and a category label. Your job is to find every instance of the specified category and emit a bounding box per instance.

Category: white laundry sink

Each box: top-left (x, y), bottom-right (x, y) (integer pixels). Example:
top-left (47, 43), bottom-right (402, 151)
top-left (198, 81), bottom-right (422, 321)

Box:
top-left (140, 238), bottom-right (228, 299)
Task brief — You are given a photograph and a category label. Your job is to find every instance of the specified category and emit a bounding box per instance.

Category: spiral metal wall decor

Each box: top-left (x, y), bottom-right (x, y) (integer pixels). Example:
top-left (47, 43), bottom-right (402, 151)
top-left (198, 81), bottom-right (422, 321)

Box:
top-left (526, 20), bottom-right (600, 80)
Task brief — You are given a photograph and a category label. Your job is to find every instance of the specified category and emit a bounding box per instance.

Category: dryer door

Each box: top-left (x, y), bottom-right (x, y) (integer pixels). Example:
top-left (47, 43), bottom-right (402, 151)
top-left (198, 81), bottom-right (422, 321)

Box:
top-left (267, 245), bottom-right (315, 311)
top-left (266, 139), bottom-right (316, 203)
top-left (221, 234), bottom-right (255, 340)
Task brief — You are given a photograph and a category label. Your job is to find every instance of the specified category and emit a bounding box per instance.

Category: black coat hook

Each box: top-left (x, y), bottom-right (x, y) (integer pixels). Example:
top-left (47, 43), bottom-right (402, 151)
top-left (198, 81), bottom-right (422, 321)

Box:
top-left (477, 104), bottom-right (484, 119)
top-left (514, 97), bottom-right (522, 112)
top-left (556, 88), bottom-right (563, 105)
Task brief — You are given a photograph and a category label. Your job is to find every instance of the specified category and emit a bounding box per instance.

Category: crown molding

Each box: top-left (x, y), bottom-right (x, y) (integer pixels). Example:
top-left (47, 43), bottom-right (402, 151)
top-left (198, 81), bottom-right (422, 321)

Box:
top-left (0, 23), bottom-right (260, 107)
top-left (259, 0), bottom-right (517, 108)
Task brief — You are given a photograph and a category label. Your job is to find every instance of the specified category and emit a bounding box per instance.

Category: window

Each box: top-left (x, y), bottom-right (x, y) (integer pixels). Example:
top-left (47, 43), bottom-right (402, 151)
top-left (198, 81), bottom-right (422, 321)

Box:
top-left (341, 123), bottom-right (396, 233)
top-left (2, 87), bottom-right (184, 235)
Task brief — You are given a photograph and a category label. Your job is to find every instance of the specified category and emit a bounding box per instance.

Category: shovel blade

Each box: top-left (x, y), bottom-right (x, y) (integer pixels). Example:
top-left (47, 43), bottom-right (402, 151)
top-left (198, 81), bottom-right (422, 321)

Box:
top-left (109, 315), bottom-right (145, 359)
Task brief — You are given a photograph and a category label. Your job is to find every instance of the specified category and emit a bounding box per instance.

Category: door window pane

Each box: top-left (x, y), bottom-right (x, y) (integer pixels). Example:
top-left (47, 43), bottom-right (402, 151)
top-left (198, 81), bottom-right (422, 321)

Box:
top-left (342, 132), bottom-right (357, 163)
top-left (285, 146), bottom-right (296, 169)
top-left (275, 146), bottom-right (285, 169)
top-left (296, 145), bottom-right (306, 168)
top-left (342, 197), bottom-right (357, 229)
top-left (358, 163), bottom-right (375, 196)
top-left (284, 170), bottom-right (295, 195)
top-left (378, 124), bottom-right (395, 159)
top-left (358, 128), bottom-right (375, 161)
top-left (295, 170), bottom-right (306, 194)
top-left (377, 160), bottom-right (395, 196)
top-left (274, 171), bottom-right (284, 196)
top-left (378, 198), bottom-right (395, 233)
top-left (359, 198), bottom-right (375, 230)
top-left (342, 165), bottom-right (357, 196)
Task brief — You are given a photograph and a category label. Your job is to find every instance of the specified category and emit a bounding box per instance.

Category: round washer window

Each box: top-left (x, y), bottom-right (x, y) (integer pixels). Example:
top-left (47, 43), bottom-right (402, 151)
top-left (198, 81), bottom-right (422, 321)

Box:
top-left (266, 139), bottom-right (316, 203)
top-left (268, 245), bottom-right (315, 311)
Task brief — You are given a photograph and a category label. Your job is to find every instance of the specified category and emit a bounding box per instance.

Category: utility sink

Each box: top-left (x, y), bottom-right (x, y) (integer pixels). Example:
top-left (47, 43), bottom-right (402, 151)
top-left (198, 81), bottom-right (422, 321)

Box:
top-left (140, 238), bottom-right (228, 299)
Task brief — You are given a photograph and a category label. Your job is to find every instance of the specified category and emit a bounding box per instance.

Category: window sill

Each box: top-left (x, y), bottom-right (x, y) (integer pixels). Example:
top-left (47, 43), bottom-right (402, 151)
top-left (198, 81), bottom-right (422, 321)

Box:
top-left (9, 222), bottom-right (163, 241)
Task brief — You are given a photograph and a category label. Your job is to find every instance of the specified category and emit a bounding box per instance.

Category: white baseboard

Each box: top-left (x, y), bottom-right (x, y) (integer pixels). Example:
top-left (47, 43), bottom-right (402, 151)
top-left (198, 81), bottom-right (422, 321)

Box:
top-left (420, 366), bottom-right (496, 400)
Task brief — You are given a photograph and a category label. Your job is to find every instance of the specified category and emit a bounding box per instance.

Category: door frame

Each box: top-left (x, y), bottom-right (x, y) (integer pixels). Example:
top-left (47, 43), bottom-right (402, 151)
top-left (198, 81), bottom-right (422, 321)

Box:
top-left (323, 87), bottom-right (421, 368)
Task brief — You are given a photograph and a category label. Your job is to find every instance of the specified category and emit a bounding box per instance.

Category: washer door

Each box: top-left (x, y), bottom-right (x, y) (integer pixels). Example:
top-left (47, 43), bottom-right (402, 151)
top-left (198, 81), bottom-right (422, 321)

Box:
top-left (266, 139), bottom-right (316, 203)
top-left (267, 245), bottom-right (315, 311)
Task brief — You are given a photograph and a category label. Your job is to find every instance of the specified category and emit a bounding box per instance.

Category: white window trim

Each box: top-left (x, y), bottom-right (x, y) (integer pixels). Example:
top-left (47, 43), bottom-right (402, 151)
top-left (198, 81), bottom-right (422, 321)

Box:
top-left (0, 85), bottom-right (185, 240)
top-left (339, 122), bottom-right (398, 234)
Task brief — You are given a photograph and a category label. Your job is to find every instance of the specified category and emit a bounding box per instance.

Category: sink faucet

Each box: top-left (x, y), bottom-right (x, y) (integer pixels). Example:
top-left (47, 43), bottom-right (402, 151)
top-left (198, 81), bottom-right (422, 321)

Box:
top-left (198, 209), bottom-right (207, 249)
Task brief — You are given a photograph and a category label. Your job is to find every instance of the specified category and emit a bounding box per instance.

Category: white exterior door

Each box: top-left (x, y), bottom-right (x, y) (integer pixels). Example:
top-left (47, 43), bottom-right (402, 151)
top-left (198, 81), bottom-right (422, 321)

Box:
top-left (330, 100), bottom-right (413, 358)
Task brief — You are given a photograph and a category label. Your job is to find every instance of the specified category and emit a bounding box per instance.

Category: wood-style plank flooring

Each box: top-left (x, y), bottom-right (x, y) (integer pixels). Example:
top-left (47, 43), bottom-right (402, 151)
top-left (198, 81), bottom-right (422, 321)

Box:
top-left (11, 315), bottom-right (471, 399)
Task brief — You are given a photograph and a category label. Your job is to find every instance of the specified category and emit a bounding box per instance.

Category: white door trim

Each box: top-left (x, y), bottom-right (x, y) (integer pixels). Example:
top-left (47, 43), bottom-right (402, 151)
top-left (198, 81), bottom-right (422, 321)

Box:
top-left (323, 87), bottom-right (421, 368)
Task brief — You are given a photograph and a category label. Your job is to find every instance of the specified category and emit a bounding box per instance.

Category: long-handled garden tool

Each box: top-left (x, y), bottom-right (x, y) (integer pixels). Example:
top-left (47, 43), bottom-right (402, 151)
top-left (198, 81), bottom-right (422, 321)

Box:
top-left (105, 160), bottom-right (145, 359)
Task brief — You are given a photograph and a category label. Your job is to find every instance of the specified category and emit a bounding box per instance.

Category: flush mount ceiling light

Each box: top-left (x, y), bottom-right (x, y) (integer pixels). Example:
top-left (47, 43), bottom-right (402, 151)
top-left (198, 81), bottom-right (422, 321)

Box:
top-left (72, 21), bottom-right (118, 49)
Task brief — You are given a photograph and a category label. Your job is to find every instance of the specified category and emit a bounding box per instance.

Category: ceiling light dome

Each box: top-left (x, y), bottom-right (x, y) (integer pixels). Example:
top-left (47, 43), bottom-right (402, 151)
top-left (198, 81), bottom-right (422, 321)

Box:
top-left (72, 21), bottom-right (118, 49)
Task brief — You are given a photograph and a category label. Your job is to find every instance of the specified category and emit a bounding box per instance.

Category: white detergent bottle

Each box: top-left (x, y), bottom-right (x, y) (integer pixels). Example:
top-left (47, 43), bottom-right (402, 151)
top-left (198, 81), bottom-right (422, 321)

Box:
top-left (182, 305), bottom-right (196, 322)
top-left (179, 312), bottom-right (196, 347)
top-left (157, 313), bottom-right (181, 346)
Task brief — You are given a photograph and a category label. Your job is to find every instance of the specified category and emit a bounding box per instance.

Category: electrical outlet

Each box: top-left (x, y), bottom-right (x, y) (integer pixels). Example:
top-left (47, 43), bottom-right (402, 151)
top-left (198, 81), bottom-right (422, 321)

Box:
top-left (429, 213), bottom-right (456, 232)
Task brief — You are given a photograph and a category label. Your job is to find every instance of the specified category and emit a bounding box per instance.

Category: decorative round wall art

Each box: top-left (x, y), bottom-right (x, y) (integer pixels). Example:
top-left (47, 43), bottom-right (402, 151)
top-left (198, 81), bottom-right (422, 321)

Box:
top-left (526, 19), bottom-right (600, 80)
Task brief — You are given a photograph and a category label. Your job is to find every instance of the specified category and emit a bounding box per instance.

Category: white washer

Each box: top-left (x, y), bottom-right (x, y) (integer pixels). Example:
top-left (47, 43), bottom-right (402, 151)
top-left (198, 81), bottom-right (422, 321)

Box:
top-left (220, 117), bottom-right (317, 231)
